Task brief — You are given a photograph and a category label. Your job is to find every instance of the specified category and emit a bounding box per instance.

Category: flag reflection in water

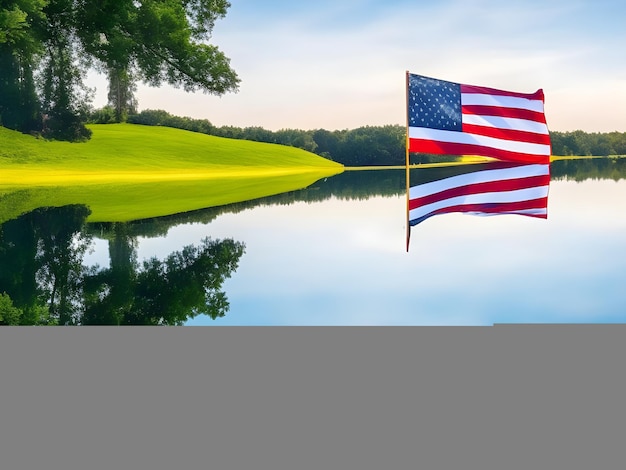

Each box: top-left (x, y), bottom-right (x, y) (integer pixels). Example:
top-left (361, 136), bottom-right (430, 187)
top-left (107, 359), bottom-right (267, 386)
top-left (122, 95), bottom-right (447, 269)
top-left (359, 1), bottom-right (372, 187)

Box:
top-left (408, 160), bottom-right (550, 228)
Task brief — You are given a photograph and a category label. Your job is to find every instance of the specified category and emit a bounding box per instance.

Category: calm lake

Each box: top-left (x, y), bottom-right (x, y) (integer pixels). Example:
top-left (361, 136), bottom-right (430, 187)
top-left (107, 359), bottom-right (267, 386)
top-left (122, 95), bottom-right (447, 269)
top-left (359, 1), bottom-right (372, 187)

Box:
top-left (1, 158), bottom-right (625, 325)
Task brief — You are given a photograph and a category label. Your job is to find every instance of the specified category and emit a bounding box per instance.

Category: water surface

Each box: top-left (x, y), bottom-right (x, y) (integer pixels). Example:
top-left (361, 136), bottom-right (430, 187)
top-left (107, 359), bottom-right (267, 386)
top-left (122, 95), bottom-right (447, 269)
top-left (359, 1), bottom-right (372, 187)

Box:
top-left (2, 158), bottom-right (625, 325)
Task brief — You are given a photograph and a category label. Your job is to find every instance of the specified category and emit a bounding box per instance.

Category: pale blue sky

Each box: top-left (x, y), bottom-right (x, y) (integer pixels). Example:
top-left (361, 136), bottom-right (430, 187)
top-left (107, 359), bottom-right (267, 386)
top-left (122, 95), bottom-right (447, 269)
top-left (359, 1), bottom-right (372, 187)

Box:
top-left (91, 0), bottom-right (626, 132)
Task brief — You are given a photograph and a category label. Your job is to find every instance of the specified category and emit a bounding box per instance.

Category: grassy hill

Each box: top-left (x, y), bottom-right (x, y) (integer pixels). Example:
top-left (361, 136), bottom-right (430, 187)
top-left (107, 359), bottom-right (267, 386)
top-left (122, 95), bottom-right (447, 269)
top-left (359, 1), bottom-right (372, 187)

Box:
top-left (0, 124), bottom-right (344, 222)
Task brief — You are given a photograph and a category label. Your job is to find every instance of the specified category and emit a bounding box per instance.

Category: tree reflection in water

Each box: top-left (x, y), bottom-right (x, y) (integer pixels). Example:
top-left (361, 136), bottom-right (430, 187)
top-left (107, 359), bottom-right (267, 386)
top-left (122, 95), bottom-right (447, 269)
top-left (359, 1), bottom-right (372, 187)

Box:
top-left (0, 206), bottom-right (245, 325)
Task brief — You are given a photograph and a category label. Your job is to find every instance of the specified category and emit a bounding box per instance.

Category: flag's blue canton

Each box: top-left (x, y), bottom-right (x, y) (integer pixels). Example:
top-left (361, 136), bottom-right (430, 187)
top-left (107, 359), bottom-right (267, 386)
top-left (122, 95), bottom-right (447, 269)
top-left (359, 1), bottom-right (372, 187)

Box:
top-left (408, 74), bottom-right (462, 131)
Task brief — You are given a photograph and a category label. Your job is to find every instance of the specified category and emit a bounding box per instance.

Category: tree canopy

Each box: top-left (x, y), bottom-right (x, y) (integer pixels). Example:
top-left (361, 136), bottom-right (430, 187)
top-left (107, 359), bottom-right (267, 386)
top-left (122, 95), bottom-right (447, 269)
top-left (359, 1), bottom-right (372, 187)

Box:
top-left (0, 0), bottom-right (239, 139)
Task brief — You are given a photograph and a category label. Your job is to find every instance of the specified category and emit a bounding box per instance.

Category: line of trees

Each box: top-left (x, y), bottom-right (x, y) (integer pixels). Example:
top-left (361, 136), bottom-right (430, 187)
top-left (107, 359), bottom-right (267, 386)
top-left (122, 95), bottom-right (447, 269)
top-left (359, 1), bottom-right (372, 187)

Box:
top-left (0, 0), bottom-right (238, 141)
top-left (109, 108), bottom-right (626, 166)
top-left (549, 131), bottom-right (626, 159)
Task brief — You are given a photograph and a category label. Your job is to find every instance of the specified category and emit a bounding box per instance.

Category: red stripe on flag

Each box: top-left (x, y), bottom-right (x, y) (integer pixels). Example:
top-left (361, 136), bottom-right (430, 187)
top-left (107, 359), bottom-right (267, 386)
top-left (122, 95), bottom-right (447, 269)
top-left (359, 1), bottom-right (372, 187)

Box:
top-left (461, 85), bottom-right (545, 101)
top-left (462, 105), bottom-right (547, 124)
top-left (408, 138), bottom-right (550, 164)
top-left (408, 174), bottom-right (550, 211)
top-left (462, 123), bottom-right (552, 145)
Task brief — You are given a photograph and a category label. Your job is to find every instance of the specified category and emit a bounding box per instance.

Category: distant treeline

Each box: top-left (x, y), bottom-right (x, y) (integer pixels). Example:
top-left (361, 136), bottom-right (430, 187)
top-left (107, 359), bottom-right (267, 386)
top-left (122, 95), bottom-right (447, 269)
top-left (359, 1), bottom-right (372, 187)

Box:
top-left (91, 108), bottom-right (626, 166)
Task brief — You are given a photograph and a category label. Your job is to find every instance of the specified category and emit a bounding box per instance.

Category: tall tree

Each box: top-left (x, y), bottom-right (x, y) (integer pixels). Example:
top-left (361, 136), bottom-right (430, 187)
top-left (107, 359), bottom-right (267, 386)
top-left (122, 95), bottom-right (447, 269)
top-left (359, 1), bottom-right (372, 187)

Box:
top-left (74, 0), bottom-right (137, 122)
top-left (0, 0), bottom-right (46, 132)
top-left (75, 0), bottom-right (239, 122)
top-left (107, 65), bottom-right (137, 122)
top-left (39, 0), bottom-right (93, 141)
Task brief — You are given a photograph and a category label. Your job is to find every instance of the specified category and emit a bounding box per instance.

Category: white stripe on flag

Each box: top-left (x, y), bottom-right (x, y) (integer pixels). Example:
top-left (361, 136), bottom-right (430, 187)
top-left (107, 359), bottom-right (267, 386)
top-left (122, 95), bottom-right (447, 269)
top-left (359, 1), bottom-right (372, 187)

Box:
top-left (462, 114), bottom-right (549, 135)
top-left (461, 93), bottom-right (545, 113)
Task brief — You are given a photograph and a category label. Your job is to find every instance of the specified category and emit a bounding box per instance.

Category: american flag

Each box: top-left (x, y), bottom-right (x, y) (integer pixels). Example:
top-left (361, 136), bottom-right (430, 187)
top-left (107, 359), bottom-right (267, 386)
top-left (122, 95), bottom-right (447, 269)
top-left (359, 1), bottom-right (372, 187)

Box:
top-left (407, 73), bottom-right (551, 164)
top-left (408, 160), bottom-right (550, 228)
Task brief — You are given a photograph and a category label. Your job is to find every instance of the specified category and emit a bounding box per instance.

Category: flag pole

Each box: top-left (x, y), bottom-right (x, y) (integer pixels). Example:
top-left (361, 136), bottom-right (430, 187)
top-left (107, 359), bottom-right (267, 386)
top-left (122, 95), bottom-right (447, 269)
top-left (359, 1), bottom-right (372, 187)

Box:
top-left (405, 70), bottom-right (411, 252)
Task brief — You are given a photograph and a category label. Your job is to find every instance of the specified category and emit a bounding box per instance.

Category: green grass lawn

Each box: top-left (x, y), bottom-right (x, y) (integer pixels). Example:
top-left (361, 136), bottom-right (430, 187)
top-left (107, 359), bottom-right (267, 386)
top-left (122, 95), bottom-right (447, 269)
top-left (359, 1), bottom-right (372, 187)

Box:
top-left (0, 124), bottom-right (344, 222)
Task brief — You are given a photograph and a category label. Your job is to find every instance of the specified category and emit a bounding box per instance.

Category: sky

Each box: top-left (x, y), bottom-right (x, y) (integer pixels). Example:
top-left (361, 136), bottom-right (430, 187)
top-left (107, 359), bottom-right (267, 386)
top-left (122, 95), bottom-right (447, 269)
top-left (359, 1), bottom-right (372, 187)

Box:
top-left (90, 0), bottom-right (626, 132)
